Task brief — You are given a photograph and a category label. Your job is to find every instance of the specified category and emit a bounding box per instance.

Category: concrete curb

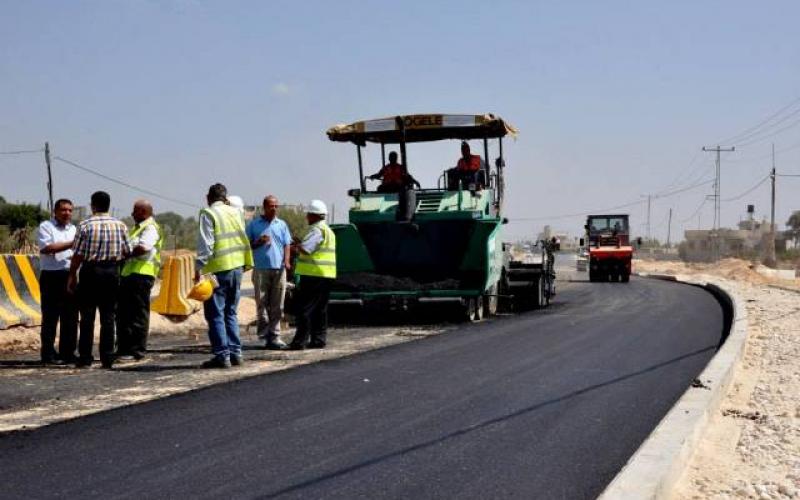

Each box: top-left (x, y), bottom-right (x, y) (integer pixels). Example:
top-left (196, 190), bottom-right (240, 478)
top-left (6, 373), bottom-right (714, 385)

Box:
top-left (598, 273), bottom-right (748, 500)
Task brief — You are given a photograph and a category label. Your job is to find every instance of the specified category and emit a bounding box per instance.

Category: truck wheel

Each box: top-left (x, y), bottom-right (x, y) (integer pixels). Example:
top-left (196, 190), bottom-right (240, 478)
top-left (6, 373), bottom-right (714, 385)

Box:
top-left (527, 276), bottom-right (542, 309)
top-left (621, 272), bottom-right (630, 283)
top-left (474, 297), bottom-right (485, 321)
top-left (461, 297), bottom-right (479, 322)
top-left (484, 284), bottom-right (498, 316)
top-left (537, 277), bottom-right (546, 309)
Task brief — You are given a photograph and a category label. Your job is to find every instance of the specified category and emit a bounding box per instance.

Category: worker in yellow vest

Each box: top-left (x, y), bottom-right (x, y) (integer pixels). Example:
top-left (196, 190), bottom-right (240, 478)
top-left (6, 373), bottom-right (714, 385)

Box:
top-left (117, 199), bottom-right (162, 361)
top-left (288, 199), bottom-right (336, 350)
top-left (195, 183), bottom-right (254, 368)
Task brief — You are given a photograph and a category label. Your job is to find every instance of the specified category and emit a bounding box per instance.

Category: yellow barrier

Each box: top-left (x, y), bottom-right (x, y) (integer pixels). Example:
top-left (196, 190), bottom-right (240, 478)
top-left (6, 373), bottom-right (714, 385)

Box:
top-left (0, 254), bottom-right (42, 329)
top-left (150, 254), bottom-right (200, 316)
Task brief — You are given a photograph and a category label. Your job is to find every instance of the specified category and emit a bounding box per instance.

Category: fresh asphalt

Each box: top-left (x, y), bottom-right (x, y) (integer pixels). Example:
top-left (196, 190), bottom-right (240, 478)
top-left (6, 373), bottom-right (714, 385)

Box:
top-left (0, 276), bottom-right (724, 500)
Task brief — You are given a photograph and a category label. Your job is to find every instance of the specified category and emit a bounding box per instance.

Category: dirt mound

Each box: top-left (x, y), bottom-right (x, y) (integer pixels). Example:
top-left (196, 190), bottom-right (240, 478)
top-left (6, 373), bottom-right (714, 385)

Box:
top-left (635, 258), bottom-right (772, 284)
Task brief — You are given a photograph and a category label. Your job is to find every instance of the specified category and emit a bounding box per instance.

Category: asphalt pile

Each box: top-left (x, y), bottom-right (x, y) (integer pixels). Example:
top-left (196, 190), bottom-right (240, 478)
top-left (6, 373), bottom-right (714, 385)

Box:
top-left (335, 272), bottom-right (461, 292)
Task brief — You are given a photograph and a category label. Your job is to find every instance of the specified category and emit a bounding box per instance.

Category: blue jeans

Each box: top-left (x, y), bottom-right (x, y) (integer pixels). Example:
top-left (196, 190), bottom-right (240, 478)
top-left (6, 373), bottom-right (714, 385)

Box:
top-left (203, 267), bottom-right (243, 359)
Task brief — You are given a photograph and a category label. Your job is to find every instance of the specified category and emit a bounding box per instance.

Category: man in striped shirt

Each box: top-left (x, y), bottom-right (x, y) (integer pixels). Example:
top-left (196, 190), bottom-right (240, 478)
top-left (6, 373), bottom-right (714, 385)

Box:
top-left (67, 191), bottom-right (130, 369)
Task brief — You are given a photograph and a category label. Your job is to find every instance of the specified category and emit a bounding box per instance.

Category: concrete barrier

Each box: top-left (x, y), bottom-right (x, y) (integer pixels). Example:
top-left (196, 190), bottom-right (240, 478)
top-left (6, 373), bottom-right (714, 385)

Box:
top-left (599, 274), bottom-right (746, 499)
top-left (150, 254), bottom-right (200, 316)
top-left (0, 254), bottom-right (42, 328)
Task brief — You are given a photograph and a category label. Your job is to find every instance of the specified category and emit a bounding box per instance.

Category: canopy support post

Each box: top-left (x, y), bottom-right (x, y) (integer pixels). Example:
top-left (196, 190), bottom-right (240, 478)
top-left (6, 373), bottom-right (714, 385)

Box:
top-left (483, 137), bottom-right (490, 187)
top-left (357, 144), bottom-right (366, 191)
top-left (396, 116), bottom-right (408, 172)
top-left (381, 143), bottom-right (386, 166)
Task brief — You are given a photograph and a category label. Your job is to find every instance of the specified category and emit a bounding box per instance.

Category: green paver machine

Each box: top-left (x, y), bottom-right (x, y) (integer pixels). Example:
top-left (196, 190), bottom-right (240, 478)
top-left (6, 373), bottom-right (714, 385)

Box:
top-left (326, 113), bottom-right (553, 320)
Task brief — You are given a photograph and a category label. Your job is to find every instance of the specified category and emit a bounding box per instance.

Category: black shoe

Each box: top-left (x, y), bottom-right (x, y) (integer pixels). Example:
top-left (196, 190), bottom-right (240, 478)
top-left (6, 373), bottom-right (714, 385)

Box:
top-left (41, 358), bottom-right (66, 366)
top-left (201, 357), bottom-right (232, 369)
top-left (230, 355), bottom-right (244, 366)
top-left (265, 341), bottom-right (288, 351)
top-left (287, 343), bottom-right (306, 351)
top-left (101, 359), bottom-right (114, 369)
top-left (308, 341), bottom-right (326, 349)
top-left (75, 358), bottom-right (93, 369)
top-left (132, 352), bottom-right (147, 361)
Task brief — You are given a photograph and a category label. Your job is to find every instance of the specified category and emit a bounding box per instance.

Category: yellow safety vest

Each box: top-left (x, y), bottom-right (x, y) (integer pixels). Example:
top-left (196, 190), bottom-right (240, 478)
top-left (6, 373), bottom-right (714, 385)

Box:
top-left (295, 221), bottom-right (336, 279)
top-left (121, 218), bottom-right (163, 278)
top-left (201, 203), bottom-right (254, 274)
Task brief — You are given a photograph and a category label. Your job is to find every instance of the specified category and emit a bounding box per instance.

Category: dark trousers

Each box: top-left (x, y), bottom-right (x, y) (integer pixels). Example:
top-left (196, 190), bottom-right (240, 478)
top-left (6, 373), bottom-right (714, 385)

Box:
top-left (78, 262), bottom-right (120, 365)
top-left (39, 270), bottom-right (78, 362)
top-left (116, 274), bottom-right (154, 357)
top-left (291, 276), bottom-right (332, 347)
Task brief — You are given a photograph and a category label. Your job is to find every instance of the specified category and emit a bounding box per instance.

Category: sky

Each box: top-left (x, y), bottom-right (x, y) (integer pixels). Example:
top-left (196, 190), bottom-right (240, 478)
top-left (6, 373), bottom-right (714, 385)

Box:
top-left (2, 0), bottom-right (799, 241)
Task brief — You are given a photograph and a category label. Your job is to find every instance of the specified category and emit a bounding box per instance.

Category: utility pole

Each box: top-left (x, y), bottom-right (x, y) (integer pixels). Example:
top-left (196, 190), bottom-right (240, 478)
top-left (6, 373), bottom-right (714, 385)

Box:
top-left (647, 194), bottom-right (652, 243)
top-left (702, 145), bottom-right (735, 261)
top-left (666, 208), bottom-right (672, 248)
top-left (765, 143), bottom-right (777, 267)
top-left (44, 142), bottom-right (54, 213)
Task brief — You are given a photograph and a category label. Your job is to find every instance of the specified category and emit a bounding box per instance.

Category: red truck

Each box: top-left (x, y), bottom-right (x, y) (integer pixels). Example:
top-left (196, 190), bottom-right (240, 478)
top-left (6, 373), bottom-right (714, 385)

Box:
top-left (581, 214), bottom-right (640, 283)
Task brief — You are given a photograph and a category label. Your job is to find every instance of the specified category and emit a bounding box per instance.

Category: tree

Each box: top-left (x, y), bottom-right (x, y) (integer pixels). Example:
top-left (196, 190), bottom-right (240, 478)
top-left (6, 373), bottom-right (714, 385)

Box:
top-left (278, 205), bottom-right (308, 239)
top-left (0, 202), bottom-right (48, 230)
top-left (787, 211), bottom-right (800, 246)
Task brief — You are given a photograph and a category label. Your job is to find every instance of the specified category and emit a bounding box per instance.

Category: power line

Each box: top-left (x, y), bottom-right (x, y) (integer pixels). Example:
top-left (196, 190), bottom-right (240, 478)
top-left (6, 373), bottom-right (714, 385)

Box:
top-left (656, 177), bottom-right (715, 198)
top-left (777, 173), bottom-right (800, 177)
top-left (509, 177), bottom-right (713, 223)
top-left (715, 95), bottom-right (800, 146)
top-left (0, 148), bottom-right (43, 155)
top-left (53, 156), bottom-right (200, 209)
top-left (736, 114), bottom-right (800, 148)
top-left (655, 150), bottom-right (701, 196)
top-left (721, 174), bottom-right (769, 202)
top-left (681, 198), bottom-right (707, 223)
top-left (509, 199), bottom-right (646, 222)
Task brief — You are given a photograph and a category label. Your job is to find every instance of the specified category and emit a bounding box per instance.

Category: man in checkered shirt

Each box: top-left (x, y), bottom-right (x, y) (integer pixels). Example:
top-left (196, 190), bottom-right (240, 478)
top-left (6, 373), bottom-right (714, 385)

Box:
top-left (67, 191), bottom-right (130, 369)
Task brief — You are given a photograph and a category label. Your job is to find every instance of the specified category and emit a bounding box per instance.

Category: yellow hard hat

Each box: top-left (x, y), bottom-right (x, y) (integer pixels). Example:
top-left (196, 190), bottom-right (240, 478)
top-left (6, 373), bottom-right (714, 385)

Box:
top-left (188, 279), bottom-right (214, 302)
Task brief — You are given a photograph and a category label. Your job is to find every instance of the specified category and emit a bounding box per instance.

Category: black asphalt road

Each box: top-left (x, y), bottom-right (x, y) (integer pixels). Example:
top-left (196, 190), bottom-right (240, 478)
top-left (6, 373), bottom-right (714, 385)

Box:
top-left (0, 278), bottom-right (724, 500)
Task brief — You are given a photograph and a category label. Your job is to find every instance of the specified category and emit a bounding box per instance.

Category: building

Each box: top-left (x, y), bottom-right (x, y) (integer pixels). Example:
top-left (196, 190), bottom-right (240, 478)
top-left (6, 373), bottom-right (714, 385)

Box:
top-left (680, 218), bottom-right (787, 262)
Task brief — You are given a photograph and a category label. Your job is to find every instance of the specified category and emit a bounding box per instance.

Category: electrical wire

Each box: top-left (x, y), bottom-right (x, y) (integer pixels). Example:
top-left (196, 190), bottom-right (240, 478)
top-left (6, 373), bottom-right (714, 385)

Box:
top-left (715, 95), bottom-right (800, 146)
top-left (0, 149), bottom-right (43, 155)
top-left (721, 174), bottom-right (770, 202)
top-left (655, 150), bottom-right (701, 196)
top-left (509, 175), bottom-right (714, 223)
top-left (54, 156), bottom-right (200, 209)
top-left (681, 198), bottom-right (707, 223)
top-left (777, 173), bottom-right (800, 177)
top-left (736, 114), bottom-right (800, 148)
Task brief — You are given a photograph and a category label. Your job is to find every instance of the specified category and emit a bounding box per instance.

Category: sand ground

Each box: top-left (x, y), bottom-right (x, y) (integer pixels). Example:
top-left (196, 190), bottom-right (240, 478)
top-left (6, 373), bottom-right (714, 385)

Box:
top-left (634, 259), bottom-right (799, 500)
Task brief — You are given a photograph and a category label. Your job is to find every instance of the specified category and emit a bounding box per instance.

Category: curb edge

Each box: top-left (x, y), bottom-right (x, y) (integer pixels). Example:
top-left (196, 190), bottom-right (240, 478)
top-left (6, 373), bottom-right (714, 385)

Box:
top-left (598, 273), bottom-right (748, 499)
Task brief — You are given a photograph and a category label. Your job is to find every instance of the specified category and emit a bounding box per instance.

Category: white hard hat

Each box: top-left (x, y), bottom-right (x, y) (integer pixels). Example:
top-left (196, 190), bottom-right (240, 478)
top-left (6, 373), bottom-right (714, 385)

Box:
top-left (307, 199), bottom-right (328, 215)
top-left (227, 195), bottom-right (244, 209)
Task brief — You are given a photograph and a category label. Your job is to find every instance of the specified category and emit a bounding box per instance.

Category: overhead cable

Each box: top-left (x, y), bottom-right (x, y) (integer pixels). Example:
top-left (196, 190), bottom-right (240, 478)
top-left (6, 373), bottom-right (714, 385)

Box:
top-left (54, 156), bottom-right (200, 209)
top-left (715, 95), bottom-right (800, 146)
top-left (0, 148), bottom-right (43, 155)
top-left (721, 174), bottom-right (770, 202)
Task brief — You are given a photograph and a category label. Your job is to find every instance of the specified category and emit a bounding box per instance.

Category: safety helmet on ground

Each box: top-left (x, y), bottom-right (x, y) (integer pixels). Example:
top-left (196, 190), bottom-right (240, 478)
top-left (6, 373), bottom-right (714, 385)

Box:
top-left (307, 199), bottom-right (328, 215)
top-left (188, 279), bottom-right (214, 302)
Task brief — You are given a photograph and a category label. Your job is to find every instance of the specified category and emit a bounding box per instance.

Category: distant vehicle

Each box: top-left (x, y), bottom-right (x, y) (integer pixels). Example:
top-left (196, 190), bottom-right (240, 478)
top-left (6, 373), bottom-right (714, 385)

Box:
top-left (580, 214), bottom-right (640, 282)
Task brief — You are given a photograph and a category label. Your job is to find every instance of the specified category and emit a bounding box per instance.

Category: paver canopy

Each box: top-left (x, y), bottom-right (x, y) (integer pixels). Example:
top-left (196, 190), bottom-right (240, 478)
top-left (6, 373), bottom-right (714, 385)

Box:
top-left (327, 113), bottom-right (518, 145)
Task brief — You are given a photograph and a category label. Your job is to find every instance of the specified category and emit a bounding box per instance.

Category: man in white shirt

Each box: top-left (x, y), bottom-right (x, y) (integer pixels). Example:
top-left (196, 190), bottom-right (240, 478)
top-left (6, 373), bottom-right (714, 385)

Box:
top-left (36, 199), bottom-right (78, 365)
